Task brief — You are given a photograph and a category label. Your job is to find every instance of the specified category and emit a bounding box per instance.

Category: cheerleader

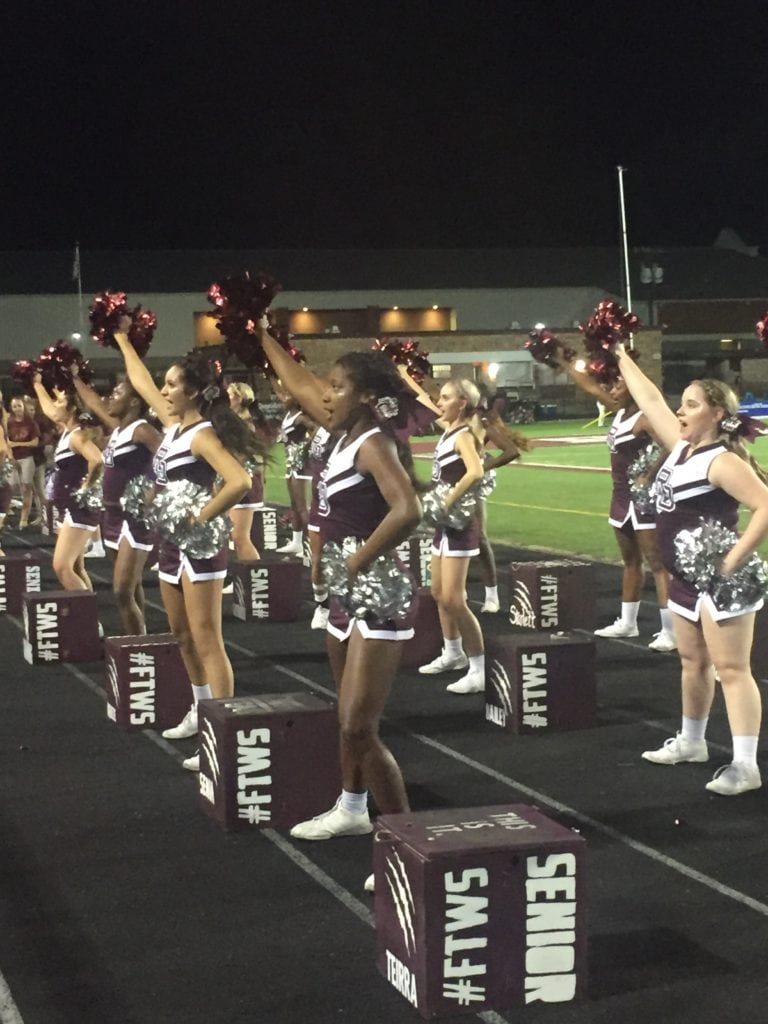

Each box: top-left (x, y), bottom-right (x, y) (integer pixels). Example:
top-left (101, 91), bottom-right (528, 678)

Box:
top-left (72, 369), bottom-right (162, 634)
top-left (225, 382), bottom-right (271, 562)
top-left (113, 325), bottom-right (253, 770)
top-left (274, 386), bottom-right (313, 555)
top-left (305, 422), bottom-right (334, 629)
top-left (0, 408), bottom-right (11, 553)
top-left (32, 377), bottom-right (103, 592)
top-left (418, 379), bottom-right (485, 693)
top-left (258, 327), bottom-right (421, 853)
top-left (617, 346), bottom-right (768, 795)
top-left (556, 353), bottom-right (674, 651)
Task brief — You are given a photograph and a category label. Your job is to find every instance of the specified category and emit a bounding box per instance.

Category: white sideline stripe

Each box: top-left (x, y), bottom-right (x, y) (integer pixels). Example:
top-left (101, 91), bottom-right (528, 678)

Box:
top-left (267, 660), bottom-right (768, 919)
top-left (0, 972), bottom-right (24, 1024)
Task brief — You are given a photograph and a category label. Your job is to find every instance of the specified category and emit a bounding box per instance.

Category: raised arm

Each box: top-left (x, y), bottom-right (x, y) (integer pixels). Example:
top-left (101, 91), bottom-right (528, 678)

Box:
top-left (72, 368), bottom-right (117, 430)
top-left (615, 345), bottom-right (680, 450)
top-left (32, 376), bottom-right (60, 423)
top-left (258, 327), bottom-right (326, 424)
top-left (553, 351), bottom-right (617, 407)
top-left (113, 319), bottom-right (171, 427)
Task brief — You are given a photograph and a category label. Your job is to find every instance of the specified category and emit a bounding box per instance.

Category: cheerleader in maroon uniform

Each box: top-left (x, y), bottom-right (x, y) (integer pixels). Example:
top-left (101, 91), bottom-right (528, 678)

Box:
top-left (274, 387), bottom-right (313, 555)
top-left (258, 327), bottom-right (421, 863)
top-left (418, 379), bottom-right (485, 693)
top-left (617, 345), bottom-right (768, 796)
top-left (72, 370), bottom-right (162, 634)
top-left (556, 354), bottom-right (674, 650)
top-left (306, 423), bottom-right (333, 629)
top-left (226, 381), bottom-right (270, 562)
top-left (32, 377), bottom-right (103, 591)
top-left (0, 407), bottom-right (11, 552)
top-left (113, 325), bottom-right (253, 770)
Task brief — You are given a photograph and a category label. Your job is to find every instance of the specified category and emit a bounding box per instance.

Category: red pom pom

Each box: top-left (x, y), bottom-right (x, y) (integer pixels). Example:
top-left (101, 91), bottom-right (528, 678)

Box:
top-left (756, 311), bottom-right (768, 349)
top-left (127, 306), bottom-right (157, 359)
top-left (12, 359), bottom-right (38, 396)
top-left (524, 330), bottom-right (576, 368)
top-left (579, 300), bottom-right (642, 383)
top-left (37, 341), bottom-right (92, 393)
top-left (372, 337), bottom-right (432, 382)
top-left (89, 291), bottom-right (129, 347)
top-left (207, 270), bottom-right (282, 375)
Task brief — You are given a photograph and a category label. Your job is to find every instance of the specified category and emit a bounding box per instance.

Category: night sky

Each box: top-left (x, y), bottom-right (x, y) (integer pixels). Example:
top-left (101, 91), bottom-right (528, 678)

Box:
top-left (3, 1), bottom-right (768, 252)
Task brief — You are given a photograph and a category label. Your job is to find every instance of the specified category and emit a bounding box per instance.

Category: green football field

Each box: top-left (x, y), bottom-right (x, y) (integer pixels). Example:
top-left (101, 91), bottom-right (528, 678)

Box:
top-left (263, 419), bottom-right (768, 563)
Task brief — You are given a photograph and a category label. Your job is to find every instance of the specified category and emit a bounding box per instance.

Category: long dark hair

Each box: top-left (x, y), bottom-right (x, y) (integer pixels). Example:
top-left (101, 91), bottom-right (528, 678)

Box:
top-left (335, 350), bottom-right (426, 491)
top-left (173, 352), bottom-right (263, 459)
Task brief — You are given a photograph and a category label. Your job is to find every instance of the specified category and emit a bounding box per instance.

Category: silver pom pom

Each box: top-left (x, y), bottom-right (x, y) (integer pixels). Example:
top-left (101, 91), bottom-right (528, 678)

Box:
top-left (478, 469), bottom-right (497, 500)
top-left (421, 481), bottom-right (478, 530)
top-left (154, 480), bottom-right (230, 558)
top-left (120, 475), bottom-right (158, 526)
top-left (628, 442), bottom-right (662, 515)
top-left (674, 517), bottom-right (768, 613)
top-left (0, 461), bottom-right (15, 485)
top-left (73, 478), bottom-right (104, 512)
top-left (322, 537), bottom-right (413, 620)
top-left (285, 441), bottom-right (309, 475)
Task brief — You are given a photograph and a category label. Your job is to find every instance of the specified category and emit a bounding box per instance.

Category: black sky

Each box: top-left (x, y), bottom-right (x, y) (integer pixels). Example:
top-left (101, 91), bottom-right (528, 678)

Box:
top-left (4, 0), bottom-right (768, 252)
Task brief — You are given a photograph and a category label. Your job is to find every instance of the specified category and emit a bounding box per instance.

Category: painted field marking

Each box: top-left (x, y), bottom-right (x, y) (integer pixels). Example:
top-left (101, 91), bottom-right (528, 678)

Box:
top-left (488, 499), bottom-right (606, 518)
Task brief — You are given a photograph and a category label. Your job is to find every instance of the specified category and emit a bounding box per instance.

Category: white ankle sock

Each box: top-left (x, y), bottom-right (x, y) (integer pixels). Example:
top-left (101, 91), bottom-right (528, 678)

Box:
top-left (659, 608), bottom-right (673, 634)
top-left (445, 637), bottom-right (463, 657)
top-left (468, 654), bottom-right (485, 675)
top-left (292, 531), bottom-right (304, 546)
top-left (484, 585), bottom-right (499, 603)
top-left (312, 584), bottom-right (329, 603)
top-left (339, 789), bottom-right (368, 814)
top-left (192, 684), bottom-right (213, 705)
top-left (681, 715), bottom-right (708, 742)
top-left (621, 601), bottom-right (640, 627)
top-left (732, 735), bottom-right (759, 767)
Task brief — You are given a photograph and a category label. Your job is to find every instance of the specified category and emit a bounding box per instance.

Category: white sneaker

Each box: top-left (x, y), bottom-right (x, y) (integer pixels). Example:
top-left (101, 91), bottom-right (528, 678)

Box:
top-left (642, 732), bottom-right (709, 765)
top-left (705, 762), bottom-right (762, 796)
top-left (221, 581), bottom-right (234, 595)
top-left (594, 618), bottom-right (639, 638)
top-left (418, 650), bottom-right (468, 675)
top-left (182, 752), bottom-right (200, 772)
top-left (162, 705), bottom-right (198, 740)
top-left (276, 540), bottom-right (303, 555)
top-left (364, 874), bottom-right (375, 893)
top-left (289, 799), bottom-right (372, 840)
top-left (85, 543), bottom-right (106, 559)
top-left (648, 631), bottom-right (677, 652)
top-left (311, 605), bottom-right (330, 630)
top-left (480, 598), bottom-right (500, 614)
top-left (446, 669), bottom-right (484, 694)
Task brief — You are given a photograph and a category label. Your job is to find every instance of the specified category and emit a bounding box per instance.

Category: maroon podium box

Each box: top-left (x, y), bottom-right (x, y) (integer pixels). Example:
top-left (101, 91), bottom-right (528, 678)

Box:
top-left (104, 633), bottom-right (192, 731)
top-left (485, 632), bottom-right (595, 734)
top-left (249, 505), bottom-right (280, 553)
top-left (230, 559), bottom-right (304, 622)
top-left (400, 589), bottom-right (442, 670)
top-left (374, 804), bottom-right (587, 1018)
top-left (22, 590), bottom-right (101, 664)
top-left (0, 550), bottom-right (45, 615)
top-left (197, 692), bottom-right (341, 831)
top-left (508, 560), bottom-right (594, 631)
top-left (396, 535), bottom-right (433, 589)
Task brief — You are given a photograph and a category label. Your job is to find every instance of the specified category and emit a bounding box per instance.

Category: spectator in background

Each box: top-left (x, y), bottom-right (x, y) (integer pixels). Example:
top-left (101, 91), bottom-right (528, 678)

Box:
top-left (6, 395), bottom-right (40, 529)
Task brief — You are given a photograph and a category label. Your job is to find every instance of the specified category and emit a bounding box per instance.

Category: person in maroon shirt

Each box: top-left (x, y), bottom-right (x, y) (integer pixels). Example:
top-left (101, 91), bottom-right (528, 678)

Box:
top-left (6, 396), bottom-right (40, 529)
top-left (24, 394), bottom-right (54, 526)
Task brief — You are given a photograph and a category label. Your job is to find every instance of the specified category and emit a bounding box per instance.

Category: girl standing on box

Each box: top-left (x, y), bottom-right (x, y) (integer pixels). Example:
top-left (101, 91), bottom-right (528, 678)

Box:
top-left (71, 369), bottom-right (162, 634)
top-left (616, 345), bottom-right (768, 795)
top-left (306, 421), bottom-right (334, 629)
top-left (225, 381), bottom-right (273, 562)
top-left (32, 376), bottom-right (103, 591)
top-left (555, 352), bottom-right (675, 651)
top-left (258, 326), bottom-right (422, 861)
top-left (113, 324), bottom-right (253, 770)
top-left (417, 379), bottom-right (486, 693)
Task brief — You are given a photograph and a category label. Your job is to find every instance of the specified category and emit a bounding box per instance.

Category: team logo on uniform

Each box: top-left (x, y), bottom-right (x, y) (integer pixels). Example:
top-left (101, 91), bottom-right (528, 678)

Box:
top-left (653, 464), bottom-right (675, 512)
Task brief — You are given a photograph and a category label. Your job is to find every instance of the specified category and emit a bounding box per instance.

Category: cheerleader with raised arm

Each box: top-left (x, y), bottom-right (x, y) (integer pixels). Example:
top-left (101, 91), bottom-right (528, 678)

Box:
top-left (555, 352), bottom-right (675, 651)
top-left (113, 323), bottom-right (252, 770)
top-left (305, 421), bottom-right (334, 630)
top-left (274, 385), bottom-right (313, 555)
top-left (32, 377), bottom-right (103, 592)
top-left (258, 327), bottom-right (421, 870)
top-left (72, 368), bottom-right (162, 634)
top-left (616, 345), bottom-right (768, 795)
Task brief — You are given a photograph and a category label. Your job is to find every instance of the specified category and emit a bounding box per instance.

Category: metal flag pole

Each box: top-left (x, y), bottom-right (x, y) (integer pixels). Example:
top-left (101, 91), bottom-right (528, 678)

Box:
top-left (72, 241), bottom-right (84, 338)
top-left (616, 166), bottom-right (634, 348)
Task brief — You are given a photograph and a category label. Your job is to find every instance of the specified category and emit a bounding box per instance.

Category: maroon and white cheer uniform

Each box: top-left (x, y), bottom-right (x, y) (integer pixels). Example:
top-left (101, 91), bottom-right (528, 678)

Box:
top-left (607, 407), bottom-right (656, 531)
top-left (101, 420), bottom-right (155, 551)
top-left (654, 439), bottom-right (761, 621)
top-left (52, 427), bottom-right (100, 530)
top-left (279, 409), bottom-right (311, 481)
top-left (430, 424), bottom-right (480, 557)
top-left (153, 421), bottom-right (227, 584)
top-left (317, 426), bottom-right (416, 641)
top-left (307, 426), bottom-right (333, 533)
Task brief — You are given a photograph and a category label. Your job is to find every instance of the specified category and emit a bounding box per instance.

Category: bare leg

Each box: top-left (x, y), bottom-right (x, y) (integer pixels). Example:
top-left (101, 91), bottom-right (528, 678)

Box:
top-left (229, 507), bottom-right (260, 561)
top-left (52, 523), bottom-right (94, 591)
top-left (113, 537), bottom-right (149, 635)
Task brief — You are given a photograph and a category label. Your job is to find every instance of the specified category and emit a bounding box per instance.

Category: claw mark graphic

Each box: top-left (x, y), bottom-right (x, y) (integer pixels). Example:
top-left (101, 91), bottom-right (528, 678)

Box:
top-left (489, 659), bottom-right (514, 715)
top-left (385, 850), bottom-right (417, 956)
top-left (200, 719), bottom-right (220, 786)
